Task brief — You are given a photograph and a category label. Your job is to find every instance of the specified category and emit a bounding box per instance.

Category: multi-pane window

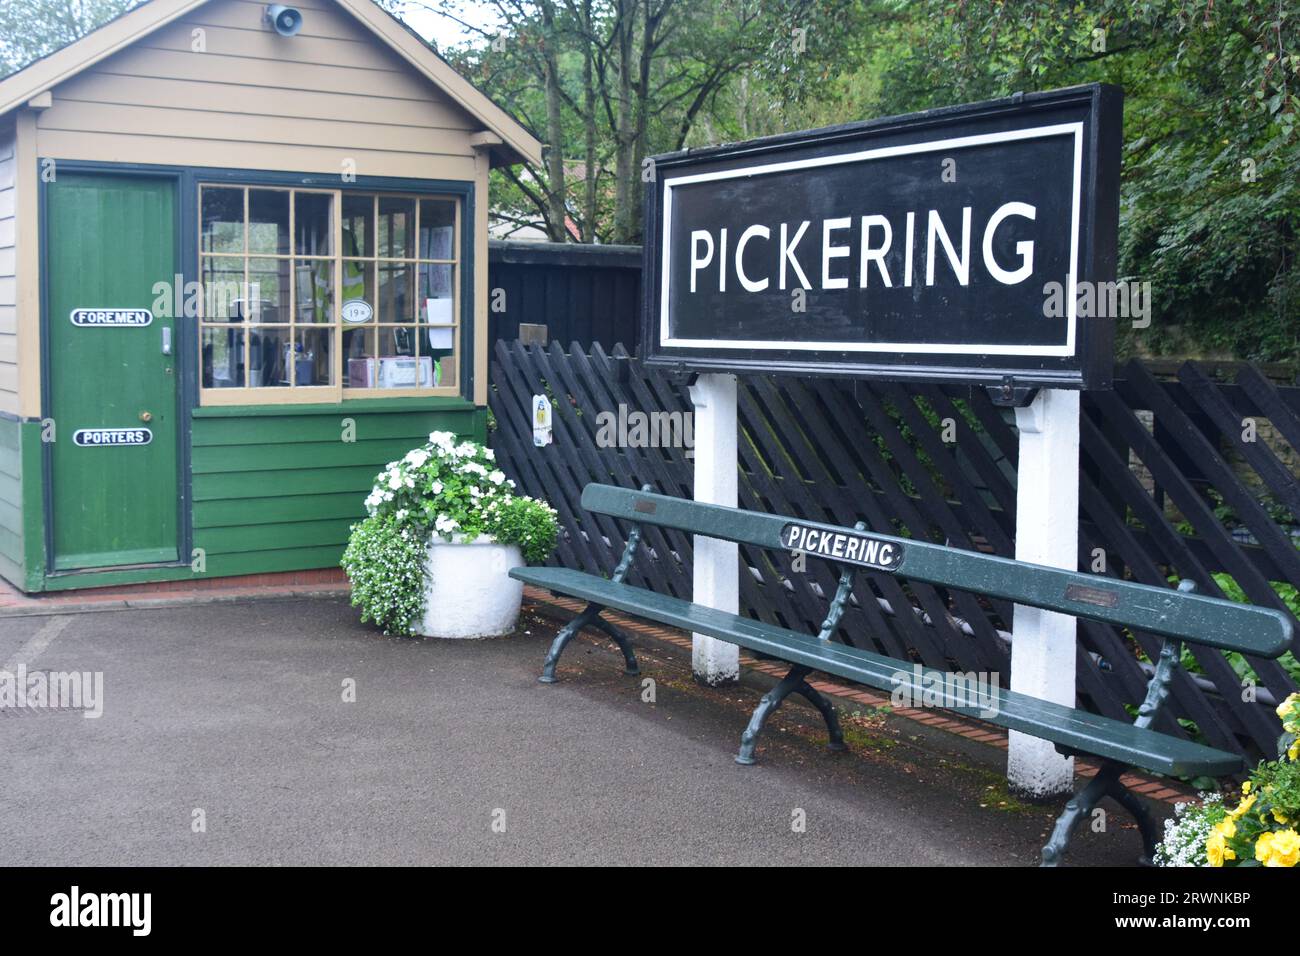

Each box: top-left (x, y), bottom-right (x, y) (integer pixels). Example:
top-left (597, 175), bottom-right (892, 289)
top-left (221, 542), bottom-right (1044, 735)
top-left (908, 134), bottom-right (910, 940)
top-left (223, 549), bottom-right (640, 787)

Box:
top-left (199, 185), bottom-right (460, 403)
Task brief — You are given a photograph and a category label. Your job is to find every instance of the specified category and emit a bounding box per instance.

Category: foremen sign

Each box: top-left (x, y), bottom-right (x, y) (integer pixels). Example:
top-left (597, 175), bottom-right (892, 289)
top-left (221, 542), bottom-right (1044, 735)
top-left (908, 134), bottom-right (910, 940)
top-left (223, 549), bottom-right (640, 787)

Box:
top-left (642, 84), bottom-right (1122, 389)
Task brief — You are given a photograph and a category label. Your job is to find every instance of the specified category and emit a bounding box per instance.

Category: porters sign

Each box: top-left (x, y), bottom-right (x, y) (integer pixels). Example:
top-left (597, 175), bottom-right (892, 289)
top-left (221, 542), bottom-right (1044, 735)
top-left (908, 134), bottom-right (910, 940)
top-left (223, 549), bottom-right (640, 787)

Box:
top-left (642, 84), bottom-right (1122, 389)
top-left (73, 428), bottom-right (153, 447)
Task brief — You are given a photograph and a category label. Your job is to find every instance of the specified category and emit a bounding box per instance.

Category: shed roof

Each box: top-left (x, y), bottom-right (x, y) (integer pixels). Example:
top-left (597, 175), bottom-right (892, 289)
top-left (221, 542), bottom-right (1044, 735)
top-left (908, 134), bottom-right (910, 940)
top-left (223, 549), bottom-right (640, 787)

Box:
top-left (0, 0), bottom-right (542, 168)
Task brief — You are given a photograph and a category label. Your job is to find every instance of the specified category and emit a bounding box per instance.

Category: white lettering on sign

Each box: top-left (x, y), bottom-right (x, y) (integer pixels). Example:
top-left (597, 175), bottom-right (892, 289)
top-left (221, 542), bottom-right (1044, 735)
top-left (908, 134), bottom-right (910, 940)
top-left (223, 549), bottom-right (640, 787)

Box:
top-left (687, 202), bottom-right (1036, 298)
top-left (781, 523), bottom-right (903, 571)
top-left (70, 308), bottom-right (153, 327)
top-left (73, 429), bottom-right (153, 447)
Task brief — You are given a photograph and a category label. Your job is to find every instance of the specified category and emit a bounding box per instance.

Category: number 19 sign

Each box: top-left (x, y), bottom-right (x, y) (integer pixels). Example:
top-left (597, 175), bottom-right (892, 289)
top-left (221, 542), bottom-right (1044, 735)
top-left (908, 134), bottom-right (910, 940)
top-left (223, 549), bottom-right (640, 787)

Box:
top-left (641, 84), bottom-right (1122, 389)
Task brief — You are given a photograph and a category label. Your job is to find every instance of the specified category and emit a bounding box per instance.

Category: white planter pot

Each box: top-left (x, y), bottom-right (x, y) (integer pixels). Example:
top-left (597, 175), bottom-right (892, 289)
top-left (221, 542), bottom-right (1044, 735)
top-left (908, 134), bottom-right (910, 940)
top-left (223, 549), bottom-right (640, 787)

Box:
top-left (414, 534), bottom-right (524, 639)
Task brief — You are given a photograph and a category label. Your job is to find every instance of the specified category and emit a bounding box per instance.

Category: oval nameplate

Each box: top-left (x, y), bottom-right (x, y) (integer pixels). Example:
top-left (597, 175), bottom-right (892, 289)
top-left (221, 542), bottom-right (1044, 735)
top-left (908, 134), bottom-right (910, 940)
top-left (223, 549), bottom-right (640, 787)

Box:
top-left (70, 308), bottom-right (153, 327)
top-left (780, 523), bottom-right (903, 571)
top-left (73, 428), bottom-right (153, 447)
top-left (341, 299), bottom-right (373, 324)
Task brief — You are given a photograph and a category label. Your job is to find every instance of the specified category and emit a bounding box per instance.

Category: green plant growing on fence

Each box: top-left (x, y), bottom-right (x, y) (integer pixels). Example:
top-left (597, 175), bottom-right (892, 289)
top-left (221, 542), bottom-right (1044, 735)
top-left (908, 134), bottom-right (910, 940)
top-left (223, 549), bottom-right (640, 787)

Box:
top-left (1167, 573), bottom-right (1300, 684)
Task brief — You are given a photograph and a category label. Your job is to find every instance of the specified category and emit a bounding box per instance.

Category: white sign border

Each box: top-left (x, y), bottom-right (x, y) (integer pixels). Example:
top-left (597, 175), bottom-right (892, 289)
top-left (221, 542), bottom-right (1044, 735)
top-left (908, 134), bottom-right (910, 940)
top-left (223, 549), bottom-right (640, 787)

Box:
top-left (658, 122), bottom-right (1084, 357)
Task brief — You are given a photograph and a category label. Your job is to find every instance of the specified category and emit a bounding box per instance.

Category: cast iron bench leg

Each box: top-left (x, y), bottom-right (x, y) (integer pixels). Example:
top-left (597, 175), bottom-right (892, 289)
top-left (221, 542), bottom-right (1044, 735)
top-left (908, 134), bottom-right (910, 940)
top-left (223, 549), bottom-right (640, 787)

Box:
top-left (1106, 778), bottom-right (1161, 865)
top-left (538, 602), bottom-right (639, 683)
top-left (736, 664), bottom-right (847, 765)
top-left (1040, 760), bottom-right (1158, 866)
top-left (589, 615), bottom-right (640, 676)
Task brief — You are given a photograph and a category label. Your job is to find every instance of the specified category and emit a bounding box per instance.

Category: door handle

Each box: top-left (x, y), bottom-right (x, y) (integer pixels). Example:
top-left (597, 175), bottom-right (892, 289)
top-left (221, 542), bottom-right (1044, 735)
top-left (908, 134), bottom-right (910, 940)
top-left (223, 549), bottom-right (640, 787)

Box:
top-left (161, 327), bottom-right (172, 355)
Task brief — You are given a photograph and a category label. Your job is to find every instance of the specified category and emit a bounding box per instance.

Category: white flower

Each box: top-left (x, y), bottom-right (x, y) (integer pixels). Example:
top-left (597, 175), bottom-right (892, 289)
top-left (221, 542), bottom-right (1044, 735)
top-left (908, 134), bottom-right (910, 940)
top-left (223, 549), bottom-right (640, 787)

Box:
top-left (387, 473), bottom-right (403, 490)
top-left (435, 515), bottom-right (459, 534)
top-left (404, 448), bottom-right (429, 468)
top-left (489, 470), bottom-right (506, 485)
top-left (429, 431), bottom-right (456, 453)
top-left (431, 480), bottom-right (444, 494)
top-left (395, 509), bottom-right (408, 521)
top-left (485, 449), bottom-right (495, 460)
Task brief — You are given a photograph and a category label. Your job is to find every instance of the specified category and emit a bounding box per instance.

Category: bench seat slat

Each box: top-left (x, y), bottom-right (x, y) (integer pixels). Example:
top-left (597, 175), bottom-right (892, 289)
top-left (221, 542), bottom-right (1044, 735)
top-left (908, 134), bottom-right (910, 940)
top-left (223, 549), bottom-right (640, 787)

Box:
top-left (513, 566), bottom-right (1243, 778)
top-left (579, 485), bottom-right (1294, 658)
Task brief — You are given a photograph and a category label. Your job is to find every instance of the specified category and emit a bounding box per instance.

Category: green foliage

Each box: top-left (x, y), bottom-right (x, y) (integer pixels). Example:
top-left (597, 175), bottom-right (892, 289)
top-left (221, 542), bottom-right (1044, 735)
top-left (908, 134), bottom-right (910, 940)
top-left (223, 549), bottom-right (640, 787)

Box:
top-left (1169, 571), bottom-right (1300, 683)
top-left (489, 494), bottom-right (559, 565)
top-left (836, 0), bottom-right (1300, 362)
top-left (340, 513), bottom-right (429, 637)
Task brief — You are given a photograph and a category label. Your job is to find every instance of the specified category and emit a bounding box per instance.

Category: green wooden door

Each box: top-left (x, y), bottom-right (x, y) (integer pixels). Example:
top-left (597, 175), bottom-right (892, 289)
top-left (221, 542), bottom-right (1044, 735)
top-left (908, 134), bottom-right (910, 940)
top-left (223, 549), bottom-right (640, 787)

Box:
top-left (47, 174), bottom-right (180, 570)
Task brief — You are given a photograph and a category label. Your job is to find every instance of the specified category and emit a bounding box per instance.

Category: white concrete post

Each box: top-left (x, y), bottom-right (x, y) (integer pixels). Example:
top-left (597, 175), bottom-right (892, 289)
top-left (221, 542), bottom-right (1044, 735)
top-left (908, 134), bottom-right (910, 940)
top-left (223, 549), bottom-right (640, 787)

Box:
top-left (1007, 388), bottom-right (1080, 798)
top-left (688, 373), bottom-right (740, 686)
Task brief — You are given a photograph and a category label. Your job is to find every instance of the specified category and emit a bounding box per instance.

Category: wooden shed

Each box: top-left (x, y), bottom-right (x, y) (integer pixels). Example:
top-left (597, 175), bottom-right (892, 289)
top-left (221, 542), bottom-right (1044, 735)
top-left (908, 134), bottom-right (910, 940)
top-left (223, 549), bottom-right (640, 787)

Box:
top-left (0, 0), bottom-right (542, 591)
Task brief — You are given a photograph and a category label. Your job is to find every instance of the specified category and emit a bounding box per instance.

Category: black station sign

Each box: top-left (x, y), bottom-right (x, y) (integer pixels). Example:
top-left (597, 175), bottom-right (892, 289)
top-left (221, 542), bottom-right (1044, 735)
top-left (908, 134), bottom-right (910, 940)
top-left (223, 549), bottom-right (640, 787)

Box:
top-left (642, 84), bottom-right (1122, 388)
top-left (780, 523), bottom-right (904, 572)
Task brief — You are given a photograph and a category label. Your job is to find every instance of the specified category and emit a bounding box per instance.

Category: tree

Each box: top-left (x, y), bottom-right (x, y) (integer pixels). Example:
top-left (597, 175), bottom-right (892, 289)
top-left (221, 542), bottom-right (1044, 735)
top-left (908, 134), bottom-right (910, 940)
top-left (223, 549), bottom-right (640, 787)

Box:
top-left (856, 0), bottom-right (1300, 362)
top-left (387, 0), bottom-right (872, 243)
top-left (0, 0), bottom-right (140, 77)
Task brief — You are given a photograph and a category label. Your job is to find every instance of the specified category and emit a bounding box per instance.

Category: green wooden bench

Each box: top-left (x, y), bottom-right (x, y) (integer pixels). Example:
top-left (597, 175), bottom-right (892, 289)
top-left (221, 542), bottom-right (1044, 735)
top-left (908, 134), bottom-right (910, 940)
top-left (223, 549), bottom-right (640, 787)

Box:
top-left (510, 483), bottom-right (1294, 866)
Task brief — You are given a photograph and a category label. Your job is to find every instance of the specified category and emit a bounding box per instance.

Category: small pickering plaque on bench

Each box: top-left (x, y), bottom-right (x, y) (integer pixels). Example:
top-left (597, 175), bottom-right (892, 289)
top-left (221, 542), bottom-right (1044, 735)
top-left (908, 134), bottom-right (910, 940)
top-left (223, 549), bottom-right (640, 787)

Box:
top-left (779, 523), bottom-right (903, 572)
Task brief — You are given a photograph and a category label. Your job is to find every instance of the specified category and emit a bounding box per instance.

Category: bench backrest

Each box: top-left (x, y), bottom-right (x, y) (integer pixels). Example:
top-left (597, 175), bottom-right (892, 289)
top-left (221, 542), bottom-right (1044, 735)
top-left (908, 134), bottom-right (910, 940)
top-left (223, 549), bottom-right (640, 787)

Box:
top-left (580, 483), bottom-right (1294, 658)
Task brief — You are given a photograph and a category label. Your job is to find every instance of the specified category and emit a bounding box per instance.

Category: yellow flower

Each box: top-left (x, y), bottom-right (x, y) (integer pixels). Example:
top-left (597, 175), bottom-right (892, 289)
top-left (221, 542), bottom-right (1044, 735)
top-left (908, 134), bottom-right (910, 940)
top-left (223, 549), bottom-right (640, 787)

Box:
top-left (1281, 694), bottom-right (1300, 732)
top-left (1243, 780), bottom-right (1253, 794)
top-left (1228, 794), bottom-right (1255, 820)
top-left (1256, 832), bottom-right (1275, 863)
top-left (1289, 740), bottom-right (1299, 762)
top-left (1275, 809), bottom-right (1290, 824)
top-left (1207, 831), bottom-right (1226, 867)
top-left (1256, 829), bottom-right (1300, 867)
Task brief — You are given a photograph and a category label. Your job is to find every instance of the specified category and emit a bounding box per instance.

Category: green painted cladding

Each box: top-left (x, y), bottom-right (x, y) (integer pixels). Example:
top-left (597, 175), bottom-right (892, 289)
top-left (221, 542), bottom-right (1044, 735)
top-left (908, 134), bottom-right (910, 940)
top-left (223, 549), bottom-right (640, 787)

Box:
top-left (0, 403), bottom-right (483, 593)
top-left (0, 418), bottom-right (49, 593)
top-left (0, 416), bottom-right (24, 582)
top-left (189, 402), bottom-right (486, 580)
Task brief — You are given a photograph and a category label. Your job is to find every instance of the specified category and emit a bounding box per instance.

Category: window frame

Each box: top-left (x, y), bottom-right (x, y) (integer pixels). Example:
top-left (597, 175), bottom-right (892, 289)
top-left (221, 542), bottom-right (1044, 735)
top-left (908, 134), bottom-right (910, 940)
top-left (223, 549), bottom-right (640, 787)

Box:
top-left (197, 182), bottom-right (466, 406)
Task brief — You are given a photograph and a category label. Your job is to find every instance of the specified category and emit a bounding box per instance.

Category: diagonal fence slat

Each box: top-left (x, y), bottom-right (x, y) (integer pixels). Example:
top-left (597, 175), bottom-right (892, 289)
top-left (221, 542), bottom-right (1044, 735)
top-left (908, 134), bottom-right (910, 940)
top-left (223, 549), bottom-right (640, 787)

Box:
top-left (489, 341), bottom-right (1300, 764)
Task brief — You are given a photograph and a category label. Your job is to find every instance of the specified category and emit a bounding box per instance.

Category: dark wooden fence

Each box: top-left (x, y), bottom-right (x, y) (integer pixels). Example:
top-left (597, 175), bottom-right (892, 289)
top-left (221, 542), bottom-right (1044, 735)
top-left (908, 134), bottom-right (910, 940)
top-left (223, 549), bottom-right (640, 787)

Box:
top-left (487, 241), bottom-right (641, 350)
top-left (489, 340), bottom-right (1300, 765)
